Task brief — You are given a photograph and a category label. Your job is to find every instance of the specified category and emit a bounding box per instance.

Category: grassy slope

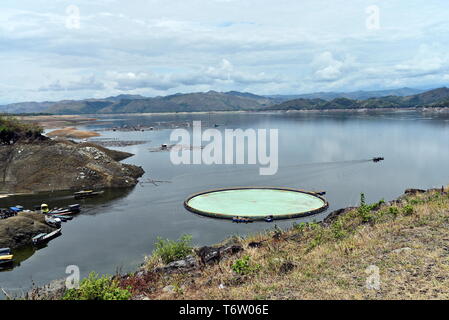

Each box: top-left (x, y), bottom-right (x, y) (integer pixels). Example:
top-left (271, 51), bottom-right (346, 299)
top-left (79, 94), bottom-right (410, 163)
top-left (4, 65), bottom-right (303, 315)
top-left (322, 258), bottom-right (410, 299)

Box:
top-left (136, 188), bottom-right (449, 300)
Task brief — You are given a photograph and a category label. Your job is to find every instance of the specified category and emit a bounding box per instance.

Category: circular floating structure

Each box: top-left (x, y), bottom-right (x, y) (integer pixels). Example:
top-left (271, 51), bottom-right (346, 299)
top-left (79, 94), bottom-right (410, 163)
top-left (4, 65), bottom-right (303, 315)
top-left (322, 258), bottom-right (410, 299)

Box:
top-left (184, 187), bottom-right (329, 221)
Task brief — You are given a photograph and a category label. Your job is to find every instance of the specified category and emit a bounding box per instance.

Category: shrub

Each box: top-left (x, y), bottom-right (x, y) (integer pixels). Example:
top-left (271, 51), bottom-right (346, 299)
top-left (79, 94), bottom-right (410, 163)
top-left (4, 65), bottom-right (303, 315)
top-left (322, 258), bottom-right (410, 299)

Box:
top-left (0, 115), bottom-right (43, 144)
top-left (231, 255), bottom-right (260, 275)
top-left (331, 219), bottom-right (347, 239)
top-left (152, 234), bottom-right (193, 264)
top-left (388, 206), bottom-right (400, 216)
top-left (402, 204), bottom-right (414, 216)
top-left (357, 193), bottom-right (385, 223)
top-left (63, 272), bottom-right (131, 300)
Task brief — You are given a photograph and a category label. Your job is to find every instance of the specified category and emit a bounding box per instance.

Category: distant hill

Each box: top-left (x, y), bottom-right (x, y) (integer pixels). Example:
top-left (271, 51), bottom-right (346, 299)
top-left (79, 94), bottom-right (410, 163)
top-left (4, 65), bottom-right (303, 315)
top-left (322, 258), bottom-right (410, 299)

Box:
top-left (268, 87), bottom-right (449, 111)
top-left (0, 101), bottom-right (55, 114)
top-left (1, 87), bottom-right (448, 114)
top-left (43, 90), bottom-right (276, 114)
top-left (267, 87), bottom-right (424, 102)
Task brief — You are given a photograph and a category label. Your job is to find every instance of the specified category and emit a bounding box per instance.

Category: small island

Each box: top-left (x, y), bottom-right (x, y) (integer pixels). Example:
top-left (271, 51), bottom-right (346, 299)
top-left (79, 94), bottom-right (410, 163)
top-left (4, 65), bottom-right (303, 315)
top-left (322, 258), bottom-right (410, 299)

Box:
top-left (0, 115), bottom-right (144, 249)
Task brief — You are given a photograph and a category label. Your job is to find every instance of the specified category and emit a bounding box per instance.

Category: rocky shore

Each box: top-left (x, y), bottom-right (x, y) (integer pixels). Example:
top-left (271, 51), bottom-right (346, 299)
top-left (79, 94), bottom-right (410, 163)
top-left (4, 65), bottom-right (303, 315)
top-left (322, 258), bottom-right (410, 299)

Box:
top-left (0, 211), bottom-right (56, 249)
top-left (24, 186), bottom-right (449, 300)
top-left (0, 139), bottom-right (144, 194)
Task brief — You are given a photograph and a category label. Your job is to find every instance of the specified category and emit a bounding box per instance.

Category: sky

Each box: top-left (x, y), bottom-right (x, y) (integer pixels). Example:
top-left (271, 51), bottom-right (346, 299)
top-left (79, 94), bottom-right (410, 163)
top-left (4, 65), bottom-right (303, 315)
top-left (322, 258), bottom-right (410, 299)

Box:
top-left (1, 0), bottom-right (449, 104)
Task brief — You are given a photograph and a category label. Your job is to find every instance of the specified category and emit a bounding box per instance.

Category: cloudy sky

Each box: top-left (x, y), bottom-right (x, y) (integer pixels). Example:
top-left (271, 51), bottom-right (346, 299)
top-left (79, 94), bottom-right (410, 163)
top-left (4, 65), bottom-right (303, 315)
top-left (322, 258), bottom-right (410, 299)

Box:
top-left (1, 0), bottom-right (449, 104)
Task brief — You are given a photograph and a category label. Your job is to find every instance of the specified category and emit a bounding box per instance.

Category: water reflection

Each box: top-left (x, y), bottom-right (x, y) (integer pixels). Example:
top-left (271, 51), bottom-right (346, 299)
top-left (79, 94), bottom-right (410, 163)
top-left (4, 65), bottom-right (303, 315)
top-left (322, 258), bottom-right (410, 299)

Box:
top-left (1, 111), bottom-right (449, 297)
top-left (0, 187), bottom-right (135, 272)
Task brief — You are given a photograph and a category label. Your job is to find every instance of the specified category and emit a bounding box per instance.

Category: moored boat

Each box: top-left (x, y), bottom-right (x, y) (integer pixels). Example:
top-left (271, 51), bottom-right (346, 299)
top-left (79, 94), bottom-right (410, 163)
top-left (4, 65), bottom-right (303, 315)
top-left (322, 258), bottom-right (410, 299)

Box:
top-left (74, 190), bottom-right (104, 199)
top-left (0, 248), bottom-right (14, 267)
top-left (45, 215), bottom-right (62, 228)
top-left (232, 216), bottom-right (253, 223)
top-left (32, 228), bottom-right (62, 246)
top-left (47, 204), bottom-right (81, 216)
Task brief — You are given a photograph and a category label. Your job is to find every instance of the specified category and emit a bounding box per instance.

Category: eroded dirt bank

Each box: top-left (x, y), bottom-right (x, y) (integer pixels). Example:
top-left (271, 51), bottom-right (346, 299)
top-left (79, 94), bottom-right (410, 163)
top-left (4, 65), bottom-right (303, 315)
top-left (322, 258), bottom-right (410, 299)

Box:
top-left (0, 139), bottom-right (144, 194)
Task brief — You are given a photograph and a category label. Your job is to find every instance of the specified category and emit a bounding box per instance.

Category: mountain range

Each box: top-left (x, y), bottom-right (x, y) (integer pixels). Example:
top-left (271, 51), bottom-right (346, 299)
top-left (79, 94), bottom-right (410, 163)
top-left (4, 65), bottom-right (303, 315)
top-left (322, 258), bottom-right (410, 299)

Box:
top-left (269, 87), bottom-right (449, 111)
top-left (266, 87), bottom-right (424, 101)
top-left (0, 87), bottom-right (448, 114)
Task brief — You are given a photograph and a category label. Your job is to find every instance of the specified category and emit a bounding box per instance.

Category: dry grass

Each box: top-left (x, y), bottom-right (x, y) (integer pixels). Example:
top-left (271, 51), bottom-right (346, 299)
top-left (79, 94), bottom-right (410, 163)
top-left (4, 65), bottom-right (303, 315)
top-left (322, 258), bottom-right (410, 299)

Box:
top-left (134, 188), bottom-right (449, 300)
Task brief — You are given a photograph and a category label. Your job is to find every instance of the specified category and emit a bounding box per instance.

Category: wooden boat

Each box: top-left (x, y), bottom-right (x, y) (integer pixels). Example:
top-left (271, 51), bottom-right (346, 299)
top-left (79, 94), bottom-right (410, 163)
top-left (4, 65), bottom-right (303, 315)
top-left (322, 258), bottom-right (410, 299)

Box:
top-left (32, 228), bottom-right (62, 246)
top-left (74, 190), bottom-right (103, 199)
top-left (0, 248), bottom-right (13, 266)
top-left (45, 215), bottom-right (62, 228)
top-left (232, 216), bottom-right (253, 223)
top-left (48, 204), bottom-right (81, 216)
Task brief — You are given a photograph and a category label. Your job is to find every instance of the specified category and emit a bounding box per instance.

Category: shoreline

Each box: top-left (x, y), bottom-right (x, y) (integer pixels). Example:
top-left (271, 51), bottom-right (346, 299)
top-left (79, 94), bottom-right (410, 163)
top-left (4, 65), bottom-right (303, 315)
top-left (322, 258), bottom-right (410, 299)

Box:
top-left (23, 186), bottom-right (449, 300)
top-left (15, 106), bottom-right (449, 121)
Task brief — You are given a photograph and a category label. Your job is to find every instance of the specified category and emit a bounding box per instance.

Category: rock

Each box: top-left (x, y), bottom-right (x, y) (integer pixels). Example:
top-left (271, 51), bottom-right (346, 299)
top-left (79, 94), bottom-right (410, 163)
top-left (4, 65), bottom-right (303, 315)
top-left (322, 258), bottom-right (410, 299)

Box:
top-left (221, 245), bottom-right (244, 256)
top-left (197, 244), bottom-right (243, 265)
top-left (25, 279), bottom-right (66, 300)
top-left (405, 189), bottom-right (426, 195)
top-left (280, 261), bottom-right (295, 274)
top-left (392, 247), bottom-right (412, 254)
top-left (162, 285), bottom-right (176, 293)
top-left (197, 246), bottom-right (221, 265)
top-left (155, 255), bottom-right (198, 274)
top-left (0, 140), bottom-right (144, 194)
top-left (248, 241), bottom-right (263, 248)
top-left (0, 211), bottom-right (55, 249)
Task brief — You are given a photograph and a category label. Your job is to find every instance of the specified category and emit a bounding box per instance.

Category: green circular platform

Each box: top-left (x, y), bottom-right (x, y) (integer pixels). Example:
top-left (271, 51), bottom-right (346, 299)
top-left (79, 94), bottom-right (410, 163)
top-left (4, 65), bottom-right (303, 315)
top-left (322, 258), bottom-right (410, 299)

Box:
top-left (184, 187), bottom-right (329, 221)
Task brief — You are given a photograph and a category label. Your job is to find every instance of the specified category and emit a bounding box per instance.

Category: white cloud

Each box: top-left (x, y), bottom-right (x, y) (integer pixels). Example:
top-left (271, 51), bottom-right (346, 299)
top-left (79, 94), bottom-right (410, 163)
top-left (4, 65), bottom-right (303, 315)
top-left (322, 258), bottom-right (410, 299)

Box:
top-left (39, 75), bottom-right (105, 92)
top-left (1, 0), bottom-right (449, 103)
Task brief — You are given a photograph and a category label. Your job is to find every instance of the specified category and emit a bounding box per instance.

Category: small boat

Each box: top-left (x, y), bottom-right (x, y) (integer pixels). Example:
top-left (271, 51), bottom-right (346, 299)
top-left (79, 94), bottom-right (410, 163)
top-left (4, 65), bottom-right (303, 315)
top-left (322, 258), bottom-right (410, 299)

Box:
top-left (45, 215), bottom-right (62, 228)
top-left (52, 215), bottom-right (73, 222)
top-left (372, 157), bottom-right (384, 163)
top-left (9, 205), bottom-right (24, 213)
top-left (32, 228), bottom-right (62, 246)
top-left (0, 208), bottom-right (17, 220)
top-left (232, 217), bottom-right (253, 223)
top-left (314, 191), bottom-right (326, 196)
top-left (74, 190), bottom-right (104, 200)
top-left (47, 204), bottom-right (81, 216)
top-left (264, 216), bottom-right (274, 223)
top-left (0, 248), bottom-right (14, 267)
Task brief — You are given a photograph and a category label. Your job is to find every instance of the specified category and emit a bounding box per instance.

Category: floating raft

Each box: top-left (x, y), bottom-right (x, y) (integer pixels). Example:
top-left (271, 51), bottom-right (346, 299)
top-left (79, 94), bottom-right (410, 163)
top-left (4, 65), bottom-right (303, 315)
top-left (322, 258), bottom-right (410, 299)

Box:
top-left (184, 187), bottom-right (329, 221)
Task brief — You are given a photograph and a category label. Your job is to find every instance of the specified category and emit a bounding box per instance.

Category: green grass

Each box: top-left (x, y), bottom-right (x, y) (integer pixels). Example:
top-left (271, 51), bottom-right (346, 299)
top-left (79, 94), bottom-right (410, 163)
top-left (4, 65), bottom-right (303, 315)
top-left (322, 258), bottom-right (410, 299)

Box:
top-left (63, 272), bottom-right (131, 300)
top-left (231, 255), bottom-right (260, 275)
top-left (152, 234), bottom-right (193, 264)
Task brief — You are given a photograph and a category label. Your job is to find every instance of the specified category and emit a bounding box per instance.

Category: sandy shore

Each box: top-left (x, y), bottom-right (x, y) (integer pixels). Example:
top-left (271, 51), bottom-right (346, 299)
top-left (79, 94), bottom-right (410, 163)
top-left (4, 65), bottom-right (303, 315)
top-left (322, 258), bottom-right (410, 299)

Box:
top-left (18, 115), bottom-right (97, 129)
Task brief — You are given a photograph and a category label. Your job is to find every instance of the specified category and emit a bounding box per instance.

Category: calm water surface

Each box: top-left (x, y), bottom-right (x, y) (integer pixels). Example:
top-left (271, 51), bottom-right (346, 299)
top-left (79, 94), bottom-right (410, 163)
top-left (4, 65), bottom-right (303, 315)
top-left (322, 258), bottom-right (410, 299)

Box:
top-left (1, 110), bottom-right (449, 296)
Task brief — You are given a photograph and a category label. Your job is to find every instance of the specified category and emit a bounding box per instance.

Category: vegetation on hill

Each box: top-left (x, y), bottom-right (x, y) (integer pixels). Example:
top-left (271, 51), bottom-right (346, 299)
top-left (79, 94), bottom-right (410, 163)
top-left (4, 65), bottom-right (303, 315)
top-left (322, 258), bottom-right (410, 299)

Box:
top-left (54, 187), bottom-right (449, 300)
top-left (268, 87), bottom-right (449, 111)
top-left (2, 87), bottom-right (449, 115)
top-left (0, 115), bottom-right (44, 144)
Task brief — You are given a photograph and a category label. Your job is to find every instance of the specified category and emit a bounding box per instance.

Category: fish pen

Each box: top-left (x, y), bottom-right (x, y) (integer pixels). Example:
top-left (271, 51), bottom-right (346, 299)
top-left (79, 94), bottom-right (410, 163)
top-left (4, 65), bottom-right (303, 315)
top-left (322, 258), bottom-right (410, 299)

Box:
top-left (184, 187), bottom-right (329, 221)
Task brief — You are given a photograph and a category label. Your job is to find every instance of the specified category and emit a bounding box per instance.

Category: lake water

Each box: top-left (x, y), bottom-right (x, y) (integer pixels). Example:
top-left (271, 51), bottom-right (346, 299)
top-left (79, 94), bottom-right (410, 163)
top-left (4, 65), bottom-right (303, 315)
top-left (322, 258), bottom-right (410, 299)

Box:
top-left (1, 110), bottom-right (449, 297)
